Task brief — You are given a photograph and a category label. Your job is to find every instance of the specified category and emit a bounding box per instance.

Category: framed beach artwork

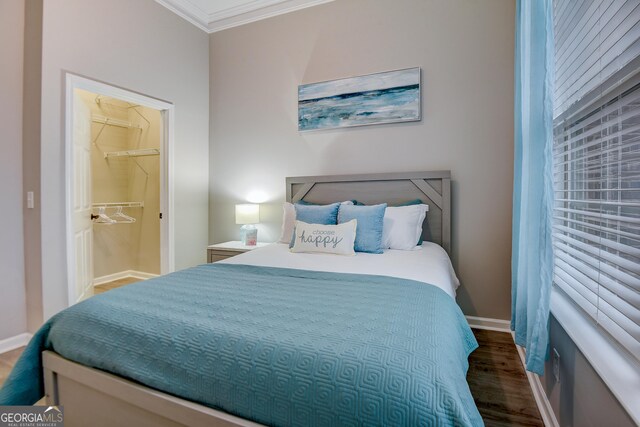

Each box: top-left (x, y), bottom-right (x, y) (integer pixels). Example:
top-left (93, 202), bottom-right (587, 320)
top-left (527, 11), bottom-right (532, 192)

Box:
top-left (298, 67), bottom-right (421, 131)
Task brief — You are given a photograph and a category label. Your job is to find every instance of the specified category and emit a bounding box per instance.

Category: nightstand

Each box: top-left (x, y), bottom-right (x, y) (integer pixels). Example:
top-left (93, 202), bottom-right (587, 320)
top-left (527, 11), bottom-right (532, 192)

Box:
top-left (207, 241), bottom-right (270, 263)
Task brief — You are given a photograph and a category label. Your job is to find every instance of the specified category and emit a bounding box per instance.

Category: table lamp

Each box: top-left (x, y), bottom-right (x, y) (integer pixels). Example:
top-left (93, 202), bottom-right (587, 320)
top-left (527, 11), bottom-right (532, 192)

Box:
top-left (235, 204), bottom-right (260, 245)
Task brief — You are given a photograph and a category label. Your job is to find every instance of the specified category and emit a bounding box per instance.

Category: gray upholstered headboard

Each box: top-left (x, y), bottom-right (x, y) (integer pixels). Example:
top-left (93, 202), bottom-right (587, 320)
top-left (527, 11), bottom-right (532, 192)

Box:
top-left (286, 171), bottom-right (451, 254)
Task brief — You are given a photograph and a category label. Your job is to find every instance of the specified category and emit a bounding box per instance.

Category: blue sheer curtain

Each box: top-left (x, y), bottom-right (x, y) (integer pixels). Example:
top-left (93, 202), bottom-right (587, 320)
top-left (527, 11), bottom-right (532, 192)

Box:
top-left (511, 0), bottom-right (555, 375)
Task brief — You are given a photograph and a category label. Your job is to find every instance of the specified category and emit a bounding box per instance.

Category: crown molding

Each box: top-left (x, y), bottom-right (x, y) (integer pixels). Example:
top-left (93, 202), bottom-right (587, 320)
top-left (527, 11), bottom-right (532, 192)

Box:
top-left (210, 0), bottom-right (290, 22)
top-left (155, 0), bottom-right (209, 31)
top-left (207, 0), bottom-right (334, 32)
top-left (156, 0), bottom-right (334, 33)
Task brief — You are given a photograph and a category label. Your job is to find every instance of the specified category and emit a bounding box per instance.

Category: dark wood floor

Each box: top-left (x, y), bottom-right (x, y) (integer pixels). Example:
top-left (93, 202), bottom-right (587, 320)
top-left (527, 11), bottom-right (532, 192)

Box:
top-left (468, 329), bottom-right (544, 426)
top-left (1, 329), bottom-right (543, 426)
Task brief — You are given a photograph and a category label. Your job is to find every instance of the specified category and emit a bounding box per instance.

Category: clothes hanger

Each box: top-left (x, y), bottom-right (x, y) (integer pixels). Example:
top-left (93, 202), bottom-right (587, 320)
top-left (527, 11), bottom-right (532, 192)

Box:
top-left (112, 206), bottom-right (136, 223)
top-left (93, 207), bottom-right (116, 224)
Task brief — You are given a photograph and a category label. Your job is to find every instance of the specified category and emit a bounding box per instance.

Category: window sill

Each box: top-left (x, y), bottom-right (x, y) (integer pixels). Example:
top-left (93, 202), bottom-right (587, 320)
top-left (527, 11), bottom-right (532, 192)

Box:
top-left (550, 287), bottom-right (640, 425)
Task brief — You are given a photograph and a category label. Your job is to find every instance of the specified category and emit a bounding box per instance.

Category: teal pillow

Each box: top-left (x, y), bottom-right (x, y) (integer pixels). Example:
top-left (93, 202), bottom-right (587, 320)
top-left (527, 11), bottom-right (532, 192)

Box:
top-left (290, 203), bottom-right (341, 248)
top-left (294, 203), bottom-right (340, 225)
top-left (297, 200), bottom-right (358, 206)
top-left (398, 199), bottom-right (423, 207)
top-left (338, 204), bottom-right (387, 254)
top-left (352, 198), bottom-right (423, 206)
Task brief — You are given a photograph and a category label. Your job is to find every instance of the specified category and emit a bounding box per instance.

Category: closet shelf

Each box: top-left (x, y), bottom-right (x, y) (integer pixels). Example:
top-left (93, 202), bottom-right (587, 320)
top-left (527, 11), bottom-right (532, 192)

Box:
top-left (103, 148), bottom-right (160, 159)
top-left (92, 114), bottom-right (142, 130)
top-left (92, 202), bottom-right (144, 208)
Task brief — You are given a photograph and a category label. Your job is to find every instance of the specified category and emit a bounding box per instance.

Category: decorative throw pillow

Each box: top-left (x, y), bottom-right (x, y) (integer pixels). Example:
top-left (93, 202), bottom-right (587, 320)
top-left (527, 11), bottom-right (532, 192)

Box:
top-left (338, 203), bottom-right (387, 254)
top-left (289, 220), bottom-right (357, 255)
top-left (382, 204), bottom-right (429, 250)
top-left (279, 201), bottom-right (353, 243)
top-left (294, 202), bottom-right (341, 225)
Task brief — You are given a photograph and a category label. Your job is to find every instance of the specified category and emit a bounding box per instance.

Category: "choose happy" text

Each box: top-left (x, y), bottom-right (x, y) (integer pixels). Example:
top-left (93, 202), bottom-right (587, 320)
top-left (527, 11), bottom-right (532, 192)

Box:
top-left (298, 229), bottom-right (344, 248)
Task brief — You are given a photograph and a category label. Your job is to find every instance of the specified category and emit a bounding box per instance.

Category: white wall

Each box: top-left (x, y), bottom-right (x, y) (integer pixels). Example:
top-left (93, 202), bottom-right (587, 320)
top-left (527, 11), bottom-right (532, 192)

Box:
top-left (0, 0), bottom-right (27, 340)
top-left (36, 0), bottom-right (209, 320)
top-left (209, 0), bottom-right (515, 320)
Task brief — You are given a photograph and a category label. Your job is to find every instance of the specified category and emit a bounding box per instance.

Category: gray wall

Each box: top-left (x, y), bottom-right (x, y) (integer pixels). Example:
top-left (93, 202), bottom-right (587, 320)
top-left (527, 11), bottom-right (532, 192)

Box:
top-left (23, 0), bottom-right (44, 332)
top-left (0, 0), bottom-right (27, 340)
top-left (542, 316), bottom-right (635, 427)
top-left (33, 0), bottom-right (209, 320)
top-left (209, 0), bottom-right (516, 320)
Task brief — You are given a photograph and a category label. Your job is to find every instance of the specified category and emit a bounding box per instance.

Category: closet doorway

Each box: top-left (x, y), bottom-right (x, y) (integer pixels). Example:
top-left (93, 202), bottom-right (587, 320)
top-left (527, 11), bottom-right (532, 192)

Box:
top-left (65, 74), bottom-right (174, 306)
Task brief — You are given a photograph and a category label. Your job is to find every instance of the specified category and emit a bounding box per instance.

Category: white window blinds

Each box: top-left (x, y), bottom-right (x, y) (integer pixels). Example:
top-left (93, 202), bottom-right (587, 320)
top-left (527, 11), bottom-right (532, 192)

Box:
top-left (553, 0), bottom-right (640, 360)
top-left (554, 0), bottom-right (640, 118)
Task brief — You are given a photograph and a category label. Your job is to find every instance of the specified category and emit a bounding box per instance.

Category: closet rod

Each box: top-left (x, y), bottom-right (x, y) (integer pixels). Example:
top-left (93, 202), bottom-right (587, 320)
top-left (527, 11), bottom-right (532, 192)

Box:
top-left (94, 95), bottom-right (140, 109)
top-left (103, 148), bottom-right (160, 159)
top-left (92, 114), bottom-right (142, 130)
top-left (92, 202), bottom-right (144, 208)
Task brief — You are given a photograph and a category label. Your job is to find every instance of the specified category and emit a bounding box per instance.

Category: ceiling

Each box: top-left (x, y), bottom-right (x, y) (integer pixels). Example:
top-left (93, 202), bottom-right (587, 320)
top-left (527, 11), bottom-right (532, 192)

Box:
top-left (155, 0), bottom-right (334, 33)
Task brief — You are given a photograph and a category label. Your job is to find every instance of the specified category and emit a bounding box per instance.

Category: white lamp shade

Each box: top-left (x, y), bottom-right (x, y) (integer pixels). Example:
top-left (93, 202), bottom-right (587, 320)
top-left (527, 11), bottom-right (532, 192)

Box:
top-left (235, 204), bottom-right (260, 224)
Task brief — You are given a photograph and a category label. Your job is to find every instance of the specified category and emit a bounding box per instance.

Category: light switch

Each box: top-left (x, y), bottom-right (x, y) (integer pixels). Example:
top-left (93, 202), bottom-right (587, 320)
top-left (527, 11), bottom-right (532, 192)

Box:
top-left (27, 191), bottom-right (34, 209)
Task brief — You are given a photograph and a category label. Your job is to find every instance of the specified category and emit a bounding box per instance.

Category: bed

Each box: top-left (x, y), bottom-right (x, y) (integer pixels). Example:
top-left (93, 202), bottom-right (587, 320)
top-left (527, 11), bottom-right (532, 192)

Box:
top-left (0, 171), bottom-right (482, 426)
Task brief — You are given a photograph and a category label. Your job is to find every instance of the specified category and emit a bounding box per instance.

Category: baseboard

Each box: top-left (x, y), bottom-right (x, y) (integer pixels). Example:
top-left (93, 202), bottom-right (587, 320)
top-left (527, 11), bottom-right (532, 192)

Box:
top-left (465, 315), bottom-right (511, 332)
top-left (93, 270), bottom-right (159, 286)
top-left (76, 284), bottom-right (94, 303)
top-left (513, 335), bottom-right (560, 427)
top-left (127, 270), bottom-right (159, 280)
top-left (0, 333), bottom-right (32, 354)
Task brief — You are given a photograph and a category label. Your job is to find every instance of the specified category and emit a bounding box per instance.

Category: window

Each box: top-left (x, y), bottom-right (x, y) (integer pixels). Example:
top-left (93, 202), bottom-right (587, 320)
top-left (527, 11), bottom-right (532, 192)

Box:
top-left (552, 0), bottom-right (640, 361)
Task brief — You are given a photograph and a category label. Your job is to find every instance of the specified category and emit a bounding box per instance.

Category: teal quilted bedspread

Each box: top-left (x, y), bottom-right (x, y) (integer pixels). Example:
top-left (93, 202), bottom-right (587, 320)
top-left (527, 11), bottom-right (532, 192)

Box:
top-left (0, 264), bottom-right (482, 426)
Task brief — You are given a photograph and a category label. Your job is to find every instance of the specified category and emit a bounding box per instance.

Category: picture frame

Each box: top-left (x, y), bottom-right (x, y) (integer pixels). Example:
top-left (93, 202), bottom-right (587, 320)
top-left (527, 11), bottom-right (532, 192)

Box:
top-left (298, 67), bottom-right (421, 131)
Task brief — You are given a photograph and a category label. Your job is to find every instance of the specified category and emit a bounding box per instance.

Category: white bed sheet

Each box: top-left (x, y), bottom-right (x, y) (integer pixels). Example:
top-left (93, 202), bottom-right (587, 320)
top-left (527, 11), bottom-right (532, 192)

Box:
top-left (220, 242), bottom-right (460, 298)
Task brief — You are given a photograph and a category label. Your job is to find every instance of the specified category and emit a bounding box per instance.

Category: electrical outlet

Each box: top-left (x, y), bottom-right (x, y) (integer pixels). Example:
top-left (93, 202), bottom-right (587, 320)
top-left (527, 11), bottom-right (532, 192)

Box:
top-left (27, 191), bottom-right (34, 209)
top-left (552, 348), bottom-right (560, 383)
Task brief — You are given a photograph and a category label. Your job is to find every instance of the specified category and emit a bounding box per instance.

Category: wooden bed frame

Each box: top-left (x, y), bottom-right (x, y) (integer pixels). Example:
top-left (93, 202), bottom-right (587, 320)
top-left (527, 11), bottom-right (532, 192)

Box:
top-left (44, 171), bottom-right (453, 427)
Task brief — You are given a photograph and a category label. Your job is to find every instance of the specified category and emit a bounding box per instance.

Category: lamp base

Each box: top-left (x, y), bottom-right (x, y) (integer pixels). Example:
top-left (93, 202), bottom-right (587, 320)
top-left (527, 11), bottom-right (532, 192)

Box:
top-left (240, 224), bottom-right (257, 246)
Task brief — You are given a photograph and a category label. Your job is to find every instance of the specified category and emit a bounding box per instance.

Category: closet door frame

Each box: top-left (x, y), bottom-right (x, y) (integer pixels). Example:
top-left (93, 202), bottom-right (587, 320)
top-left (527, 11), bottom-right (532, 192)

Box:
top-left (64, 73), bottom-right (175, 307)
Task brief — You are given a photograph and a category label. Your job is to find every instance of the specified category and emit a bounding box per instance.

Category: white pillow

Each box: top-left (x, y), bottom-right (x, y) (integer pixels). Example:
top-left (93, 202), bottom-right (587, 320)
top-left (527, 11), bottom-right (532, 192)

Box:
top-left (278, 201), bottom-right (354, 243)
top-left (382, 204), bottom-right (429, 250)
top-left (279, 202), bottom-right (296, 243)
top-left (290, 220), bottom-right (357, 256)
